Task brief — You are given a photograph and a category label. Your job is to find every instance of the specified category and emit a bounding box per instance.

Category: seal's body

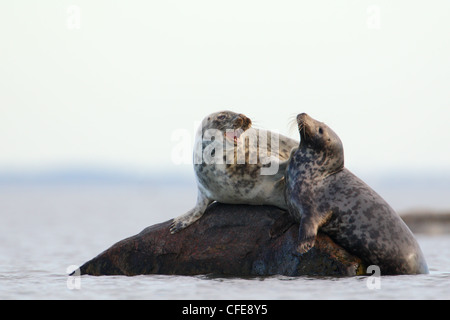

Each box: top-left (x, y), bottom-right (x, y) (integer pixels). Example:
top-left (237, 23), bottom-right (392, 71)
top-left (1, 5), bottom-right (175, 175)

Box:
top-left (285, 113), bottom-right (428, 275)
top-left (170, 110), bottom-right (298, 233)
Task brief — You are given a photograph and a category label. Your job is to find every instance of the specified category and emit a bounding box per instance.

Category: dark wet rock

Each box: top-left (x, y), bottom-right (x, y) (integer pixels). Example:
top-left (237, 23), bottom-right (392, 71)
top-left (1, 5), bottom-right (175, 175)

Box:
top-left (79, 203), bottom-right (365, 277)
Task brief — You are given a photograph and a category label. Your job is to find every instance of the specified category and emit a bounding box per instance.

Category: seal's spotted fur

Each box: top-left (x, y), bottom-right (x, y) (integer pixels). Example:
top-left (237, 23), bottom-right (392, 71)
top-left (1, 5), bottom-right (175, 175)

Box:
top-left (285, 113), bottom-right (428, 275)
top-left (170, 111), bottom-right (298, 233)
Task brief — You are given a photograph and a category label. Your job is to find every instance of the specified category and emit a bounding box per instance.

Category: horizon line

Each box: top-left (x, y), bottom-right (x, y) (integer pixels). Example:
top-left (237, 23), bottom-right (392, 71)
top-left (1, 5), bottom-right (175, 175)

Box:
top-left (0, 166), bottom-right (449, 185)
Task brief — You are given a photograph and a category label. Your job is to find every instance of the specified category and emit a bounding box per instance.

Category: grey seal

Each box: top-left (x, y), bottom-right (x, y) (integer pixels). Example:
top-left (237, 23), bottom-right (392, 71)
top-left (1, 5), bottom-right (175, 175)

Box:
top-left (285, 113), bottom-right (428, 275)
top-left (170, 110), bottom-right (298, 233)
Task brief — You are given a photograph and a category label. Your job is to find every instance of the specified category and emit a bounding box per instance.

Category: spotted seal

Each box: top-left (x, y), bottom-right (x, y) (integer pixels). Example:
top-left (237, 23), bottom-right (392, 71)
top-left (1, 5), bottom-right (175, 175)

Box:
top-left (170, 110), bottom-right (298, 233)
top-left (285, 113), bottom-right (428, 275)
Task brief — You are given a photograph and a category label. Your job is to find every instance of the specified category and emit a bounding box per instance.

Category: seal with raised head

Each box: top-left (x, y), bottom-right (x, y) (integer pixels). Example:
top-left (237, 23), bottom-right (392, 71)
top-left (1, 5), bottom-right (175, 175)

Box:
top-left (285, 113), bottom-right (428, 275)
top-left (170, 110), bottom-right (298, 233)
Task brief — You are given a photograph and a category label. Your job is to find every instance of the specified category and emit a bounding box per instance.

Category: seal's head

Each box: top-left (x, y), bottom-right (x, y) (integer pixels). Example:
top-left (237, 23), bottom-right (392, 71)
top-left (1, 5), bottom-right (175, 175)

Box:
top-left (297, 113), bottom-right (344, 174)
top-left (202, 110), bottom-right (252, 144)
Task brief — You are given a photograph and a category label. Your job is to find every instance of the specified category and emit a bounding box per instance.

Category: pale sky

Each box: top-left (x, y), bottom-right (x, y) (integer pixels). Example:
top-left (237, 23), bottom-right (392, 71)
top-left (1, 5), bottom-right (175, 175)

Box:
top-left (1, 1), bottom-right (449, 176)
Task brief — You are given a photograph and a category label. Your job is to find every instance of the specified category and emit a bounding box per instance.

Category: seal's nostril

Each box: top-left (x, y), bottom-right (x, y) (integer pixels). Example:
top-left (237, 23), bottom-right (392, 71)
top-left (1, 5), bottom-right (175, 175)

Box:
top-left (238, 114), bottom-right (252, 128)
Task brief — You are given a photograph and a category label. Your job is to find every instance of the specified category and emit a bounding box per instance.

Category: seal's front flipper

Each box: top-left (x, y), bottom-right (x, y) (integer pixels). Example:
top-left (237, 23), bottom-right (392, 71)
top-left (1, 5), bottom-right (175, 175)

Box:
top-left (296, 214), bottom-right (319, 254)
top-left (170, 210), bottom-right (200, 234)
top-left (297, 234), bottom-right (316, 254)
top-left (295, 205), bottom-right (333, 253)
top-left (169, 193), bottom-right (212, 234)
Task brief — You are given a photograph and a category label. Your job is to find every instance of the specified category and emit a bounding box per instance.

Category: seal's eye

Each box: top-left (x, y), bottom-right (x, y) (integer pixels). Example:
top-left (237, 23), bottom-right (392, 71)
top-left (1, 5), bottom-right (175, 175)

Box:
top-left (217, 115), bottom-right (226, 120)
top-left (318, 127), bottom-right (323, 135)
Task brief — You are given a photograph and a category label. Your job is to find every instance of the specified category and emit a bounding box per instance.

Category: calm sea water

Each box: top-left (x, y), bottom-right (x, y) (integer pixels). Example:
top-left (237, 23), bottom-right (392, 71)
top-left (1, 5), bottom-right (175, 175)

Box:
top-left (0, 185), bottom-right (449, 300)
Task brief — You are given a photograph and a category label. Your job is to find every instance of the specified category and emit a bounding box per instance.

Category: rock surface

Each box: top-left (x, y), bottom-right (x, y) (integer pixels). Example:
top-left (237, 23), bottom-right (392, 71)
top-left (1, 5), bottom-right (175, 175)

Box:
top-left (79, 203), bottom-right (365, 277)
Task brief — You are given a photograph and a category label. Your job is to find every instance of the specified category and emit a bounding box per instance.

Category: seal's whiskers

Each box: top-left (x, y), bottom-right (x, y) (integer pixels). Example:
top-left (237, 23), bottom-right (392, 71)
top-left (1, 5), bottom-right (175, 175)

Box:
top-left (287, 114), bottom-right (299, 136)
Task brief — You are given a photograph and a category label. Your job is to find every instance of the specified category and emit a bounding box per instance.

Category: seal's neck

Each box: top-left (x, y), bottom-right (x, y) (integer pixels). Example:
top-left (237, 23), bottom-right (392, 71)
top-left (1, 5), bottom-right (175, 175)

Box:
top-left (296, 144), bottom-right (344, 179)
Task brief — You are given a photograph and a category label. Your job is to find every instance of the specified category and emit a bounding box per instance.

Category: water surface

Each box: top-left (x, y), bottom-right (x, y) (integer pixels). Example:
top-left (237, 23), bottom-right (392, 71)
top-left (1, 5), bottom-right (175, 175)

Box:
top-left (0, 185), bottom-right (448, 300)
